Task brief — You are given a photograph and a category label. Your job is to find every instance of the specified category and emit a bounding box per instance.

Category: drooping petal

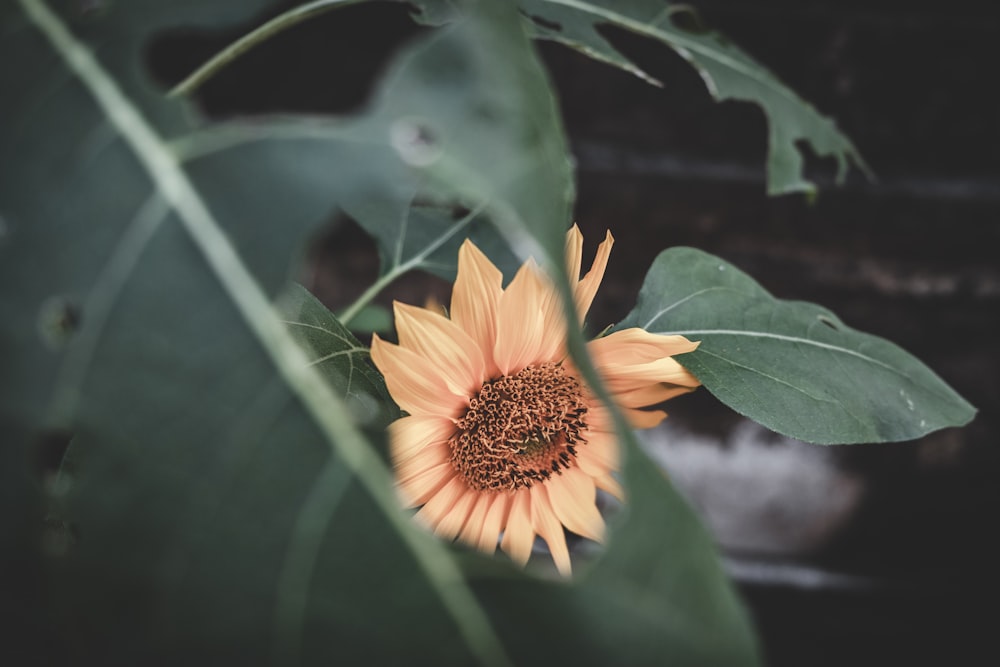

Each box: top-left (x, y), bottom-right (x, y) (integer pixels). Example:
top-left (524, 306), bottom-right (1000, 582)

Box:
top-left (600, 358), bottom-right (702, 393)
top-left (371, 335), bottom-right (468, 417)
top-left (476, 492), bottom-right (510, 554)
top-left (395, 442), bottom-right (451, 486)
top-left (493, 261), bottom-right (549, 375)
top-left (620, 407), bottom-right (669, 430)
top-left (500, 489), bottom-right (535, 567)
top-left (397, 462), bottom-right (455, 507)
top-left (613, 383), bottom-right (694, 409)
top-left (574, 230), bottom-right (614, 321)
top-left (450, 239), bottom-right (503, 377)
top-left (415, 477), bottom-right (468, 535)
top-left (457, 491), bottom-right (494, 551)
top-left (546, 467), bottom-right (605, 543)
top-left (588, 328), bottom-right (699, 368)
top-left (430, 488), bottom-right (480, 541)
top-left (530, 485), bottom-right (572, 576)
top-left (393, 301), bottom-right (486, 396)
top-left (389, 415), bottom-right (456, 466)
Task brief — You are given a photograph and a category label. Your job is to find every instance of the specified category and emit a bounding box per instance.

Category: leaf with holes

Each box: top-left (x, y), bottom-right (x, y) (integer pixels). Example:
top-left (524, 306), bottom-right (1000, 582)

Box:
top-left (617, 247), bottom-right (976, 444)
top-left (517, 0), bottom-right (871, 195)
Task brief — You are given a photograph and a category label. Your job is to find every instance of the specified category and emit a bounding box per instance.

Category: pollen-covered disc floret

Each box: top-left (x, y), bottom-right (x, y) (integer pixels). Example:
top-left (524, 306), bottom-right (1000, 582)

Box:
top-left (451, 362), bottom-right (588, 492)
top-left (370, 225), bottom-right (702, 576)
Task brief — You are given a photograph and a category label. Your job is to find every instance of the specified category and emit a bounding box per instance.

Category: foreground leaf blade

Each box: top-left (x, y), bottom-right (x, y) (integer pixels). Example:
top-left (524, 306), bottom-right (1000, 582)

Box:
top-left (618, 247), bottom-right (976, 443)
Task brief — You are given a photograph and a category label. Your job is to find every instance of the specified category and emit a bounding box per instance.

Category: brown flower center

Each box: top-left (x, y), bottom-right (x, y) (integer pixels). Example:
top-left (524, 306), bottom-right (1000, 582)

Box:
top-left (449, 362), bottom-right (588, 492)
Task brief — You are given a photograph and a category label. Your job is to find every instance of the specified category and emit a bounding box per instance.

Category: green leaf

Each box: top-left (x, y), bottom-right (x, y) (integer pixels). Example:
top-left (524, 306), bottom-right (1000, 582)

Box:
top-left (276, 283), bottom-right (398, 427)
top-left (1, 0), bottom-right (507, 663)
top-left (618, 247), bottom-right (976, 444)
top-left (518, 0), bottom-right (872, 195)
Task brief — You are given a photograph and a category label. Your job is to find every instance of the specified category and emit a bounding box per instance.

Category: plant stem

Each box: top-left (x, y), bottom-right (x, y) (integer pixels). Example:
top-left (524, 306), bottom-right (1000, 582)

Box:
top-left (169, 0), bottom-right (363, 98)
top-left (337, 266), bottom-right (407, 326)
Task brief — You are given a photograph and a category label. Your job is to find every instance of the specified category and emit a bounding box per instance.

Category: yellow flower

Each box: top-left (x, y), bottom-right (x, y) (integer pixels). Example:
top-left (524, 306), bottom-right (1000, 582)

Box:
top-left (370, 226), bottom-right (700, 575)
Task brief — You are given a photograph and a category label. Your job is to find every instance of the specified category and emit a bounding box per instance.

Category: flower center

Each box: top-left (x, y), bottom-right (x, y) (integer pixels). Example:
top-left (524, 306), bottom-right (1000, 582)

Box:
top-left (449, 362), bottom-right (588, 492)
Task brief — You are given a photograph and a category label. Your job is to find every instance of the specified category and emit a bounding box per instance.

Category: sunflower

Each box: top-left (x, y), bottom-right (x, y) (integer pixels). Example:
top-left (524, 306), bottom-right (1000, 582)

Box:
top-left (370, 226), bottom-right (700, 575)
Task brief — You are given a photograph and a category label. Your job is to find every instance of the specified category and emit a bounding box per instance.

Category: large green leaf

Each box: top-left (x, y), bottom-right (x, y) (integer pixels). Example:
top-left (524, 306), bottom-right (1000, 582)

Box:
top-left (0, 0), bottom-right (506, 663)
top-left (1, 0), bottom-right (758, 664)
top-left (517, 0), bottom-right (871, 195)
top-left (617, 248), bottom-right (976, 444)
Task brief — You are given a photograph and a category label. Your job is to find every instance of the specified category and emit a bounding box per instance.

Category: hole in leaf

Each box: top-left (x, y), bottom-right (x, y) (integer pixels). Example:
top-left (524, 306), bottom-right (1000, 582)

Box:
top-left (668, 5), bottom-right (713, 37)
top-left (818, 315), bottom-right (839, 330)
top-left (37, 297), bottom-right (82, 349)
top-left (523, 13), bottom-right (563, 33)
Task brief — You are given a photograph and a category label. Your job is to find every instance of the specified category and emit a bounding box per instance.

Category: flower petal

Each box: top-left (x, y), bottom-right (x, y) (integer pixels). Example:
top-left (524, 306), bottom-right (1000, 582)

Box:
top-left (415, 476), bottom-right (468, 535)
top-left (565, 224), bottom-right (584, 286)
top-left (546, 467), bottom-right (606, 543)
top-left (457, 491), bottom-right (493, 551)
top-left (397, 462), bottom-right (455, 507)
top-left (621, 407), bottom-right (669, 430)
top-left (530, 485), bottom-right (572, 576)
top-left (613, 384), bottom-right (694, 409)
top-left (371, 334), bottom-right (467, 417)
top-left (394, 301), bottom-right (486, 396)
top-left (500, 489), bottom-right (535, 567)
top-left (395, 442), bottom-right (451, 484)
top-left (493, 261), bottom-right (550, 375)
top-left (476, 492), bottom-right (511, 554)
top-left (574, 230), bottom-right (613, 320)
top-left (431, 488), bottom-right (480, 541)
top-left (601, 358), bottom-right (701, 393)
top-left (589, 328), bottom-right (699, 368)
top-left (389, 415), bottom-right (456, 466)
top-left (451, 239), bottom-right (503, 378)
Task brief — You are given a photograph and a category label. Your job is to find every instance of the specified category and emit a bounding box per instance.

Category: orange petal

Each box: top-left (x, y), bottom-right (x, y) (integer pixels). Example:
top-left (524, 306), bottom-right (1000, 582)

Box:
top-left (389, 415), bottom-right (457, 466)
top-left (531, 485), bottom-right (572, 576)
top-left (431, 488), bottom-right (479, 541)
top-left (612, 383), bottom-right (694, 409)
top-left (395, 442), bottom-right (451, 484)
top-left (574, 230), bottom-right (613, 321)
top-left (547, 467), bottom-right (605, 543)
top-left (370, 334), bottom-right (467, 418)
top-left (457, 491), bottom-right (493, 551)
top-left (595, 473), bottom-right (624, 501)
top-left (397, 462), bottom-right (455, 507)
top-left (564, 224), bottom-right (584, 285)
top-left (621, 407), bottom-right (668, 430)
top-left (601, 358), bottom-right (701, 393)
top-left (394, 301), bottom-right (486, 396)
top-left (415, 476), bottom-right (468, 534)
top-left (576, 433), bottom-right (619, 476)
top-left (500, 489), bottom-right (535, 567)
top-left (588, 328), bottom-right (699, 368)
top-left (450, 240), bottom-right (503, 378)
top-left (476, 492), bottom-right (510, 554)
top-left (493, 261), bottom-right (549, 375)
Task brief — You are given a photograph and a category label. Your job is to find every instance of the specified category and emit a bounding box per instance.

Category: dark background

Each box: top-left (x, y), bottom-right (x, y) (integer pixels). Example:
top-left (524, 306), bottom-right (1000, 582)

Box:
top-left (150, 2), bottom-right (1000, 665)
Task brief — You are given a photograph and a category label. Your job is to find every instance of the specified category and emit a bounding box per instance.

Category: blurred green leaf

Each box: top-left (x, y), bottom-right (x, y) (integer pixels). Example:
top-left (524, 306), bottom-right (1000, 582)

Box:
top-left (517, 0), bottom-right (871, 195)
top-left (618, 247), bottom-right (976, 444)
top-left (1, 0), bottom-right (758, 664)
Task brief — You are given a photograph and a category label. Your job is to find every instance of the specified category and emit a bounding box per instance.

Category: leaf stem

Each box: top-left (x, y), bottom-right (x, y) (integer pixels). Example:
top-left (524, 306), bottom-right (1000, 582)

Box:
top-left (168, 0), bottom-right (364, 98)
top-left (338, 202), bottom-right (490, 326)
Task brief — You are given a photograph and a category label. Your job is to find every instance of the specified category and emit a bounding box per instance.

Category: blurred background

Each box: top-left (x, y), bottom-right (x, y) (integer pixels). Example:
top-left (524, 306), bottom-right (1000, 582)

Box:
top-left (150, 1), bottom-right (999, 664)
